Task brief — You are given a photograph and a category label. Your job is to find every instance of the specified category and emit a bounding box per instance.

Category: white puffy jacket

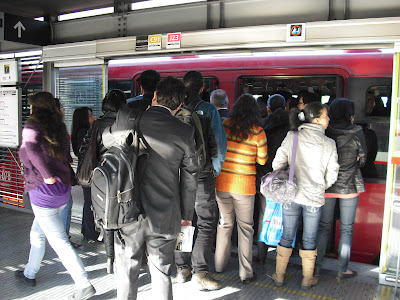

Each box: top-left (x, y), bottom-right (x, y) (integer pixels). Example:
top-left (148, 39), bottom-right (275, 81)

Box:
top-left (272, 123), bottom-right (339, 207)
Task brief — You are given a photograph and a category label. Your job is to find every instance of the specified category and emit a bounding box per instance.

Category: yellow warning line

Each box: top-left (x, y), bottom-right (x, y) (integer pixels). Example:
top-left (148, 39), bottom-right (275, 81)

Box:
top-left (212, 273), bottom-right (337, 300)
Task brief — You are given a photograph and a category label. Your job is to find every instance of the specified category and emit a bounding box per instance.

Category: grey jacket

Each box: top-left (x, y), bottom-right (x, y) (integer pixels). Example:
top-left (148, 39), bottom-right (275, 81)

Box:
top-left (272, 123), bottom-right (339, 207)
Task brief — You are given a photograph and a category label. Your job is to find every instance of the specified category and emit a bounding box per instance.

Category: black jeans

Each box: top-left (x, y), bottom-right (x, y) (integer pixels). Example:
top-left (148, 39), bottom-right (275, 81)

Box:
top-left (81, 186), bottom-right (99, 241)
top-left (175, 169), bottom-right (218, 274)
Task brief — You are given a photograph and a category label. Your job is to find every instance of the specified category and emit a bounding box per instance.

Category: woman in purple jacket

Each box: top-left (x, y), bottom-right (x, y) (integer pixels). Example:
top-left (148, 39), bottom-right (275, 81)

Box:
top-left (15, 92), bottom-right (96, 300)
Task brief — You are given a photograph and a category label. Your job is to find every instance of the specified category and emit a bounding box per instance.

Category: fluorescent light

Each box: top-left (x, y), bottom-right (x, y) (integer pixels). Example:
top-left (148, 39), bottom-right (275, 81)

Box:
top-left (132, 0), bottom-right (206, 11)
top-left (59, 7), bottom-right (114, 21)
top-left (35, 17), bottom-right (44, 21)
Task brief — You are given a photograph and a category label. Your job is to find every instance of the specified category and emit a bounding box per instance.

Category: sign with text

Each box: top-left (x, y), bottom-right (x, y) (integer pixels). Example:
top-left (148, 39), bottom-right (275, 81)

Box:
top-left (148, 34), bottom-right (162, 50)
top-left (136, 35), bottom-right (148, 51)
top-left (286, 23), bottom-right (306, 42)
top-left (0, 12), bottom-right (50, 45)
top-left (0, 59), bottom-right (20, 85)
top-left (167, 32), bottom-right (181, 49)
top-left (0, 87), bottom-right (22, 148)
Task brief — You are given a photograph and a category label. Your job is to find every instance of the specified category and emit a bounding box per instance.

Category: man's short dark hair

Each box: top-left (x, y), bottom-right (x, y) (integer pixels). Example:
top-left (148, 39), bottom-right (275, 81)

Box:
top-left (299, 91), bottom-right (318, 104)
top-left (183, 70), bottom-right (203, 99)
top-left (210, 89), bottom-right (229, 108)
top-left (102, 89), bottom-right (126, 112)
top-left (156, 76), bottom-right (185, 110)
top-left (139, 69), bottom-right (161, 94)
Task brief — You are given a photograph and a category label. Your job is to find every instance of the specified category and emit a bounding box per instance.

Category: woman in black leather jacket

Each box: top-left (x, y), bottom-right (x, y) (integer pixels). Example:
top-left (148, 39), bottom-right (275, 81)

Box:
top-left (316, 98), bottom-right (367, 280)
top-left (79, 89), bottom-right (126, 273)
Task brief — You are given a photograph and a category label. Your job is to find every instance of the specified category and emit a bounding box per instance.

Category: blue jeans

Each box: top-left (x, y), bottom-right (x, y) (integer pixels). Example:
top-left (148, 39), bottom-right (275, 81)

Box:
top-left (316, 196), bottom-right (359, 272)
top-left (279, 202), bottom-right (321, 250)
top-left (60, 196), bottom-right (73, 235)
top-left (24, 203), bottom-right (91, 289)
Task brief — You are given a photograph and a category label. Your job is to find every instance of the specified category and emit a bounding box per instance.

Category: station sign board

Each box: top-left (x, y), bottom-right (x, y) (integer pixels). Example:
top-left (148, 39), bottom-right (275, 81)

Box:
top-left (0, 87), bottom-right (22, 148)
top-left (286, 23), bottom-right (306, 42)
top-left (167, 32), bottom-right (181, 49)
top-left (0, 12), bottom-right (50, 46)
top-left (0, 59), bottom-right (20, 85)
top-left (148, 34), bottom-right (162, 50)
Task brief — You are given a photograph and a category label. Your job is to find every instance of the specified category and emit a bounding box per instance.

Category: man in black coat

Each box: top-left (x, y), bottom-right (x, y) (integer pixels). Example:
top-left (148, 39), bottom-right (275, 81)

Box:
top-left (104, 76), bottom-right (198, 299)
top-left (127, 69), bottom-right (161, 112)
top-left (256, 94), bottom-right (290, 263)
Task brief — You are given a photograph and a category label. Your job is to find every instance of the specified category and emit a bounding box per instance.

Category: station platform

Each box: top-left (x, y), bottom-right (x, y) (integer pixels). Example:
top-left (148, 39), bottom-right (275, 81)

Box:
top-left (0, 205), bottom-right (396, 300)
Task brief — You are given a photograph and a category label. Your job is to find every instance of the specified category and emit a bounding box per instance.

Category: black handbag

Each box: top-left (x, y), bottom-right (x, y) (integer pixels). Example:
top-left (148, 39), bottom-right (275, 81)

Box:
top-left (76, 121), bottom-right (99, 187)
top-left (69, 165), bottom-right (77, 186)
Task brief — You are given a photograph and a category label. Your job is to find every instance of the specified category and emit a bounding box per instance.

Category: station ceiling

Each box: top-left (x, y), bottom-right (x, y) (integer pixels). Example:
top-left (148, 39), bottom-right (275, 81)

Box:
top-left (0, 0), bottom-right (144, 18)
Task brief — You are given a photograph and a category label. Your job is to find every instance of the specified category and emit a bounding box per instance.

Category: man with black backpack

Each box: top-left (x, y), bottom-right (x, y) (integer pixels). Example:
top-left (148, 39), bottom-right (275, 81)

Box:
top-left (102, 76), bottom-right (198, 299)
top-left (174, 70), bottom-right (227, 291)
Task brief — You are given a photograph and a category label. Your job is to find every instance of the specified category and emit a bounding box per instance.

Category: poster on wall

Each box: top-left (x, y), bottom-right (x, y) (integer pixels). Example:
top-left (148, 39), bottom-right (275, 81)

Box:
top-left (0, 87), bottom-right (22, 148)
top-left (0, 59), bottom-right (21, 85)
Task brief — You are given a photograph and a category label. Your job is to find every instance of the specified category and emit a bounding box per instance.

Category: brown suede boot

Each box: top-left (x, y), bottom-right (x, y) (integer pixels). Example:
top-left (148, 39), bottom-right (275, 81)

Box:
top-left (299, 249), bottom-right (318, 290)
top-left (272, 245), bottom-right (293, 286)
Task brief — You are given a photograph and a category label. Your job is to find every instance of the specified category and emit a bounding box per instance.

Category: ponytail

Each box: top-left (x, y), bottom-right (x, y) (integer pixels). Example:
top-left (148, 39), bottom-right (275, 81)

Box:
top-left (289, 102), bottom-right (326, 131)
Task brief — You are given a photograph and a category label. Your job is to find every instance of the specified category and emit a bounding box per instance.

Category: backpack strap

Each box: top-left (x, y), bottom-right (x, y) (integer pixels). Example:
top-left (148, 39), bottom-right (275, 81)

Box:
top-left (186, 98), bottom-right (204, 112)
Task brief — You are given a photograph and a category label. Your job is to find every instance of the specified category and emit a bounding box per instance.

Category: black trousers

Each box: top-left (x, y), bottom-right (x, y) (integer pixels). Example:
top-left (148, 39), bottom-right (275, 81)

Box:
top-left (81, 186), bottom-right (99, 240)
top-left (115, 217), bottom-right (178, 300)
top-left (175, 170), bottom-right (218, 274)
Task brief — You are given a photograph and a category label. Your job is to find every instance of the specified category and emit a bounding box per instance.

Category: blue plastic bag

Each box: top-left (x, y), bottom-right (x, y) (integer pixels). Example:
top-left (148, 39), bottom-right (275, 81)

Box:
top-left (259, 199), bottom-right (296, 247)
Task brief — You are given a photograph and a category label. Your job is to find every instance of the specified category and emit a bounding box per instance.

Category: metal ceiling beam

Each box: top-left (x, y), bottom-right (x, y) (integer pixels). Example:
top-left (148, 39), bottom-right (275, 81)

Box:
top-left (42, 16), bottom-right (400, 64)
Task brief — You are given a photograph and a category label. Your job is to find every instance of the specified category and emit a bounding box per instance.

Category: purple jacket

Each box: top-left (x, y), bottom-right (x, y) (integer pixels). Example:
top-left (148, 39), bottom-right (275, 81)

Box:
top-left (19, 122), bottom-right (72, 193)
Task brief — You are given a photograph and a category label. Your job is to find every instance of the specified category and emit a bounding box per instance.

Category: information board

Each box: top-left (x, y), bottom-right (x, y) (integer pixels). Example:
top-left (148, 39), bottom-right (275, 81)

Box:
top-left (0, 59), bottom-right (20, 85)
top-left (0, 87), bottom-right (21, 147)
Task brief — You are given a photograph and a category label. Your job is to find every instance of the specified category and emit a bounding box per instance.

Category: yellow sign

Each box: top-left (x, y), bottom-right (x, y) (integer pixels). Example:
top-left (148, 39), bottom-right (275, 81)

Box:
top-left (148, 34), bottom-right (162, 50)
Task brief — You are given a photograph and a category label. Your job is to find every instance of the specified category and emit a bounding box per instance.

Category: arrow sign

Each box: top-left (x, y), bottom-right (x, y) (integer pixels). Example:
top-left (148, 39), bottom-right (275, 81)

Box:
top-left (13, 21), bottom-right (25, 38)
top-left (1, 12), bottom-right (50, 45)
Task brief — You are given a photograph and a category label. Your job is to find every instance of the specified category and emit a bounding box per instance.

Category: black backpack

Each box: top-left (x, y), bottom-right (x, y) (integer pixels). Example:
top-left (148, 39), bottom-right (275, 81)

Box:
top-left (91, 111), bottom-right (148, 230)
top-left (175, 100), bottom-right (207, 170)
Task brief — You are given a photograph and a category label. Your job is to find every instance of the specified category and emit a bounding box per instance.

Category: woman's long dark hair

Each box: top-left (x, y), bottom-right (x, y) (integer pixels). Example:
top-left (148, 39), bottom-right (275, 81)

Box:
top-left (27, 92), bottom-right (68, 160)
top-left (71, 107), bottom-right (92, 156)
top-left (228, 94), bottom-right (261, 141)
top-left (289, 102), bottom-right (327, 131)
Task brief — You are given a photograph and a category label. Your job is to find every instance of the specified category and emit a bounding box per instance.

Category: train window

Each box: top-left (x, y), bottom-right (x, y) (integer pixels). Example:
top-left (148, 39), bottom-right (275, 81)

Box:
top-left (132, 75), bottom-right (218, 102)
top-left (108, 80), bottom-right (133, 98)
top-left (366, 86), bottom-right (391, 117)
top-left (237, 76), bottom-right (341, 106)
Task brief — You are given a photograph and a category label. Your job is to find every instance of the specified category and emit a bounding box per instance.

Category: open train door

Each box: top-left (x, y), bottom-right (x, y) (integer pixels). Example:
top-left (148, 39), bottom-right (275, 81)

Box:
top-left (379, 43), bottom-right (400, 288)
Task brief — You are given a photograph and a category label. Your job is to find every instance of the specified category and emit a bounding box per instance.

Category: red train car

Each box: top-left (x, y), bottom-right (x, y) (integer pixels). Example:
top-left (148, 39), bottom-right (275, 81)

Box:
top-left (108, 49), bottom-right (393, 265)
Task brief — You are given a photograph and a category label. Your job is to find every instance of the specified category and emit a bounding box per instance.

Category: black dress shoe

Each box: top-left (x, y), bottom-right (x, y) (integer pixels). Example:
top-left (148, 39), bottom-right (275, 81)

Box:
top-left (241, 273), bottom-right (257, 285)
top-left (15, 270), bottom-right (36, 287)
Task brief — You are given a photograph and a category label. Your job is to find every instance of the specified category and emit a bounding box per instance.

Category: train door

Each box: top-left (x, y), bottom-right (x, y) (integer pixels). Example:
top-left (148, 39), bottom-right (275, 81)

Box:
top-left (380, 49), bottom-right (400, 286)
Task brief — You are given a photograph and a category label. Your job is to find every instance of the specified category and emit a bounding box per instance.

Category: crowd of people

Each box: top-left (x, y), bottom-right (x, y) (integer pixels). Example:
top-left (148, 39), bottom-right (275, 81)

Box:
top-left (14, 69), bottom-right (367, 300)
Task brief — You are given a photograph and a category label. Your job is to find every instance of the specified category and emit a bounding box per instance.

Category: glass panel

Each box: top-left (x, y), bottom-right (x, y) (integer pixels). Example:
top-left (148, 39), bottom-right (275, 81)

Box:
top-left (380, 52), bottom-right (400, 286)
top-left (56, 65), bottom-right (104, 222)
top-left (56, 65), bottom-right (104, 133)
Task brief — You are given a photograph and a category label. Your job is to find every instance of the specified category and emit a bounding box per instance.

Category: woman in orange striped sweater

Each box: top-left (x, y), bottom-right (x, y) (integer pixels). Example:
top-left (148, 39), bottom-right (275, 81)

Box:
top-left (214, 94), bottom-right (268, 284)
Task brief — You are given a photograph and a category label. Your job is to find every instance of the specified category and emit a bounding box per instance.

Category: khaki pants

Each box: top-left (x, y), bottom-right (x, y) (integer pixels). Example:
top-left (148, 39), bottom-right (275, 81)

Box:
top-left (214, 191), bottom-right (255, 279)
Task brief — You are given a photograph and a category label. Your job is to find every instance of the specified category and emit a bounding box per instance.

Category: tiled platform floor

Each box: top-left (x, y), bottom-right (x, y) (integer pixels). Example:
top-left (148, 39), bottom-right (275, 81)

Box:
top-left (0, 206), bottom-right (397, 300)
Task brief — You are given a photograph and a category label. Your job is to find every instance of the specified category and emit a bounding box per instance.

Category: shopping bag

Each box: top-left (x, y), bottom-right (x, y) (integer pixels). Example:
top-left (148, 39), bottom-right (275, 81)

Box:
top-left (259, 199), bottom-right (296, 247)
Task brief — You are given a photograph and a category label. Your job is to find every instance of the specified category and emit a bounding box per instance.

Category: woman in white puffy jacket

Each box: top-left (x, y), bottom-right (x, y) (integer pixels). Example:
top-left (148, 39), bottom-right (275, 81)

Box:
top-left (271, 102), bottom-right (339, 290)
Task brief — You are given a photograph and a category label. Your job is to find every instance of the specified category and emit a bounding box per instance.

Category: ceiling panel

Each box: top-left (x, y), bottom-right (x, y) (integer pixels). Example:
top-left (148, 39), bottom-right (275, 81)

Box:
top-left (0, 0), bottom-right (143, 18)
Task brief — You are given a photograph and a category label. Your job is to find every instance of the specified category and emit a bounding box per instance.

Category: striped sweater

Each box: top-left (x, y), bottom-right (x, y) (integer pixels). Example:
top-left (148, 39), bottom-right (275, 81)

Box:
top-left (216, 119), bottom-right (268, 195)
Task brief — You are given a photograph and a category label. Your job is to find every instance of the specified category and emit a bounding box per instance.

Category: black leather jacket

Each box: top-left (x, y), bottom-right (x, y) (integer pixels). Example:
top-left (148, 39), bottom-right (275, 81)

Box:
top-left (79, 111), bottom-right (118, 162)
top-left (325, 123), bottom-right (367, 194)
